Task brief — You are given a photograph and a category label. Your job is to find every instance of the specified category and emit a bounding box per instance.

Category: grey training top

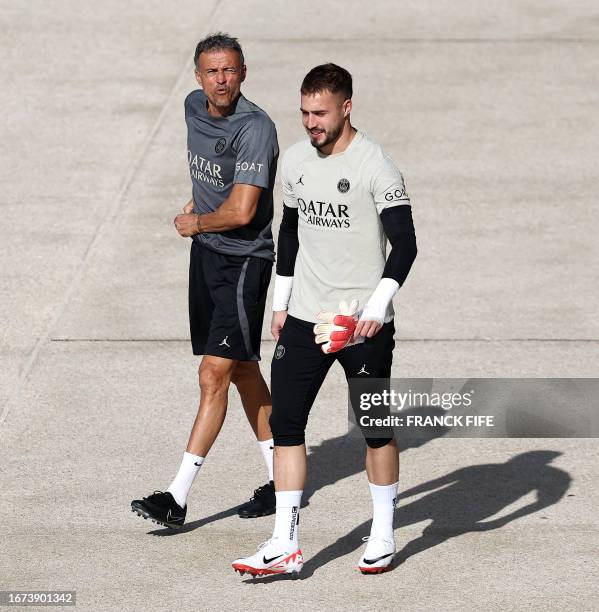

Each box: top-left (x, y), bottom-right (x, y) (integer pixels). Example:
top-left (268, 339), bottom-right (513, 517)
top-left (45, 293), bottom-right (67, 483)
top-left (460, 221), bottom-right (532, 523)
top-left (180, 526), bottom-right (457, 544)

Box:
top-left (185, 89), bottom-right (278, 260)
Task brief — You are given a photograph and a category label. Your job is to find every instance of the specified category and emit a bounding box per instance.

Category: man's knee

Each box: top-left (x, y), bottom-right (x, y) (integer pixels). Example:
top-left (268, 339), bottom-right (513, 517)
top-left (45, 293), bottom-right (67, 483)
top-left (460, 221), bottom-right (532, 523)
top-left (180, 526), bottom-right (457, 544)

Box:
top-left (230, 361), bottom-right (259, 387)
top-left (272, 434), bottom-right (305, 446)
top-left (198, 360), bottom-right (234, 393)
top-left (269, 412), bottom-right (305, 446)
top-left (271, 434), bottom-right (305, 446)
top-left (366, 436), bottom-right (395, 449)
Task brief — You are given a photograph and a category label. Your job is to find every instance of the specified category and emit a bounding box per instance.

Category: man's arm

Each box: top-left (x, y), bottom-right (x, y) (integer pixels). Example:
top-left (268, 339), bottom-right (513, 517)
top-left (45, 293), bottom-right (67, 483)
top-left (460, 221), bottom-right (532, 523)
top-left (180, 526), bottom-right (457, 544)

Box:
top-left (176, 114), bottom-right (277, 237)
top-left (270, 146), bottom-right (299, 340)
top-left (354, 206), bottom-right (418, 338)
top-left (275, 205), bottom-right (299, 277)
top-left (271, 204), bottom-right (299, 340)
top-left (174, 183), bottom-right (262, 237)
top-left (354, 154), bottom-right (417, 339)
top-left (380, 204), bottom-right (418, 285)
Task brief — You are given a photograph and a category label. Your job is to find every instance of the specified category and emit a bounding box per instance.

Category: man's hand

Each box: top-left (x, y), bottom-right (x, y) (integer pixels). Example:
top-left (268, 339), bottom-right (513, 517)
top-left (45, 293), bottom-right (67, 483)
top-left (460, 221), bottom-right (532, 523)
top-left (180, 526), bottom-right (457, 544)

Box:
top-left (174, 213), bottom-right (200, 237)
top-left (353, 319), bottom-right (382, 340)
top-left (353, 278), bottom-right (398, 340)
top-left (183, 199), bottom-right (194, 214)
top-left (314, 300), bottom-right (360, 354)
top-left (271, 310), bottom-right (288, 341)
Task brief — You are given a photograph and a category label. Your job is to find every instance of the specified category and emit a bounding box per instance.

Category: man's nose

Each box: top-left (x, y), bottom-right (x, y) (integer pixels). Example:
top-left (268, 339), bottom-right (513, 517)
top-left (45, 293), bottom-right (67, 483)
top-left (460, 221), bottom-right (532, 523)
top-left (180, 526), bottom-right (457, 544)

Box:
top-left (306, 115), bottom-right (318, 129)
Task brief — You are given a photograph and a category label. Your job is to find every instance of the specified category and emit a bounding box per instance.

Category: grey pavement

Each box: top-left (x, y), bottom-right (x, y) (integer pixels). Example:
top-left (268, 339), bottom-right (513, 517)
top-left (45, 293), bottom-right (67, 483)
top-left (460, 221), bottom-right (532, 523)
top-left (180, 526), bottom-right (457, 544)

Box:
top-left (1, 1), bottom-right (598, 610)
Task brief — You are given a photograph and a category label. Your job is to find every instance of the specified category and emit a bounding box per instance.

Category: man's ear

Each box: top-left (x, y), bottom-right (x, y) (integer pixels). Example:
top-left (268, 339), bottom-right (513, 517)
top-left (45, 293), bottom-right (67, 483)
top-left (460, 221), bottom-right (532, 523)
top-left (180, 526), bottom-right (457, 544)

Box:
top-left (343, 98), bottom-right (353, 118)
top-left (240, 64), bottom-right (247, 84)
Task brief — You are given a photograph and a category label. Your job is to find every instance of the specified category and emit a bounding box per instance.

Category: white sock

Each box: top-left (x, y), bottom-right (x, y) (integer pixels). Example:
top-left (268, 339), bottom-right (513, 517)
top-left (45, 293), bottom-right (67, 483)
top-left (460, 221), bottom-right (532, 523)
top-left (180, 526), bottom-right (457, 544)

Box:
top-left (272, 490), bottom-right (302, 549)
top-left (368, 481), bottom-right (398, 541)
top-left (258, 438), bottom-right (274, 482)
top-left (166, 452), bottom-right (204, 508)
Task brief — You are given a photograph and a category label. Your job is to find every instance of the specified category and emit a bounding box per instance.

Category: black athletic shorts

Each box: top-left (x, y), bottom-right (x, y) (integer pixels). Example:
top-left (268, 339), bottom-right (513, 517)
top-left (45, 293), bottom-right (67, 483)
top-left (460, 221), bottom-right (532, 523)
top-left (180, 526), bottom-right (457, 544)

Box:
top-left (269, 315), bottom-right (395, 447)
top-left (188, 241), bottom-right (272, 361)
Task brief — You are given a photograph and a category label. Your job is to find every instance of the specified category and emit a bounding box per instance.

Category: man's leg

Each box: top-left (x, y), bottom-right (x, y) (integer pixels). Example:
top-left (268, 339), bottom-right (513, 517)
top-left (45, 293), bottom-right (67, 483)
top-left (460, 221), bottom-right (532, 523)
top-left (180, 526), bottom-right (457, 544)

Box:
top-left (232, 452), bottom-right (310, 578)
top-left (166, 355), bottom-right (237, 509)
top-left (231, 361), bottom-right (272, 441)
top-left (231, 360), bottom-right (277, 517)
top-left (359, 439), bottom-right (399, 572)
top-left (365, 438), bottom-right (399, 485)
top-left (172, 249), bottom-right (271, 511)
top-left (131, 244), bottom-right (269, 528)
top-left (338, 322), bottom-right (399, 573)
top-left (274, 444), bottom-right (307, 490)
top-left (222, 254), bottom-right (279, 513)
top-left (365, 438), bottom-right (400, 535)
top-left (131, 355), bottom-right (236, 528)
top-left (232, 316), bottom-right (332, 575)
top-left (269, 315), bottom-right (331, 562)
top-left (186, 355), bottom-right (237, 456)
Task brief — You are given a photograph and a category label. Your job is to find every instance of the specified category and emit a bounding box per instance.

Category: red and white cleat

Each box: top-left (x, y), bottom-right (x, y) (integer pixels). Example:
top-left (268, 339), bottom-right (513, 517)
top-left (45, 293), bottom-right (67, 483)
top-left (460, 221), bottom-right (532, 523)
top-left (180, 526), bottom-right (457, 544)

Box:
top-left (232, 538), bottom-right (303, 577)
top-left (358, 535), bottom-right (396, 574)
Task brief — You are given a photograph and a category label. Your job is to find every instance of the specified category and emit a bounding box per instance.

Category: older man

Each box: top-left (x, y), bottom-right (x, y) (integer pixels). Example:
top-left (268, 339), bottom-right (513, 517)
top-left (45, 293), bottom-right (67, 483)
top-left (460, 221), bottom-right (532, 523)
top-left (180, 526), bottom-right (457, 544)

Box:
top-left (132, 33), bottom-right (279, 528)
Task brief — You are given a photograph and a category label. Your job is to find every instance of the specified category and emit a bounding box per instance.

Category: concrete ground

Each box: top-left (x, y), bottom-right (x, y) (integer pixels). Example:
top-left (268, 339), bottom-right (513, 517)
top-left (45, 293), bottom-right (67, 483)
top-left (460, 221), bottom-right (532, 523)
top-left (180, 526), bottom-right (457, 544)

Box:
top-left (1, 1), bottom-right (598, 610)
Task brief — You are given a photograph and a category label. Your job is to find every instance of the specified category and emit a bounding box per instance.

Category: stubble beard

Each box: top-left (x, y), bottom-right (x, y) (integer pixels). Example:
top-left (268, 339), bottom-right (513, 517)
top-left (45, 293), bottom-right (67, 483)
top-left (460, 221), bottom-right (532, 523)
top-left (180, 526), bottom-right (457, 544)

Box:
top-left (206, 88), bottom-right (239, 114)
top-left (310, 123), bottom-right (343, 151)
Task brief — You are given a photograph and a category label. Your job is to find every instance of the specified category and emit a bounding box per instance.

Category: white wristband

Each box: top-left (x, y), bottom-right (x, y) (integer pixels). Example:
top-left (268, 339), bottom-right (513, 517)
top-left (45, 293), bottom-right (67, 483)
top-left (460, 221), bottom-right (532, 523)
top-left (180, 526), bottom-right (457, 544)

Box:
top-left (360, 278), bottom-right (400, 324)
top-left (272, 274), bottom-right (294, 311)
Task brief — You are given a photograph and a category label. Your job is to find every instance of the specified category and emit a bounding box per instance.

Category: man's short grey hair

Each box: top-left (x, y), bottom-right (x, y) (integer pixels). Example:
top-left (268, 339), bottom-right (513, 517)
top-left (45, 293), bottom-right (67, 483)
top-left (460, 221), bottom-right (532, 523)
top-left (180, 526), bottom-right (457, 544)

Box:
top-left (194, 32), bottom-right (245, 68)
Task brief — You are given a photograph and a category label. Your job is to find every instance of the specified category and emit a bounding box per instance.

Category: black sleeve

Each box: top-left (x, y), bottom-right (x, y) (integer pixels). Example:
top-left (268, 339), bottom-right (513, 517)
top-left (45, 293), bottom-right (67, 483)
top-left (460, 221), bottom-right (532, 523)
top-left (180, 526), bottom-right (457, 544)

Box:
top-left (276, 205), bottom-right (299, 276)
top-left (380, 205), bottom-right (417, 286)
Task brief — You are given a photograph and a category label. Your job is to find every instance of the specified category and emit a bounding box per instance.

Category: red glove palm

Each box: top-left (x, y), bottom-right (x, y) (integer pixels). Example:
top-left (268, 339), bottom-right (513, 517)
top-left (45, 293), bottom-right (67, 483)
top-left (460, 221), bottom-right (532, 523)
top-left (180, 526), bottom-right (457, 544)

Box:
top-left (313, 300), bottom-right (360, 354)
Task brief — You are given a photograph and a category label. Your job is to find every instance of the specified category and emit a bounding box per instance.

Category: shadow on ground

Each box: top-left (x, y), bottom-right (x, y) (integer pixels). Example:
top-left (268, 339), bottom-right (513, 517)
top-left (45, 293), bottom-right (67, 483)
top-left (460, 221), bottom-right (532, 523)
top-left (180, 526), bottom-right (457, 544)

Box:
top-left (247, 449), bottom-right (571, 582)
top-left (149, 405), bottom-right (451, 536)
top-left (299, 449), bottom-right (571, 579)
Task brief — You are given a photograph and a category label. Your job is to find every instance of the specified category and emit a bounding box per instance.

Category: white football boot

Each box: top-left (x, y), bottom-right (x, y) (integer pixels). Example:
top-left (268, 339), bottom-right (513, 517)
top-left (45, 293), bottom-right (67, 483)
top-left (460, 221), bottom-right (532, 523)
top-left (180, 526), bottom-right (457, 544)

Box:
top-left (232, 538), bottom-right (303, 577)
top-left (358, 535), bottom-right (396, 574)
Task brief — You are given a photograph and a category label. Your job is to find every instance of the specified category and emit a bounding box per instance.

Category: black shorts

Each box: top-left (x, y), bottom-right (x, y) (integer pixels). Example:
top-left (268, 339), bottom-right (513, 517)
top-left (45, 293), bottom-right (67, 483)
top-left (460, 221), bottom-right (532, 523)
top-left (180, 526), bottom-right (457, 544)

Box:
top-left (269, 315), bottom-right (395, 447)
top-left (188, 241), bottom-right (272, 361)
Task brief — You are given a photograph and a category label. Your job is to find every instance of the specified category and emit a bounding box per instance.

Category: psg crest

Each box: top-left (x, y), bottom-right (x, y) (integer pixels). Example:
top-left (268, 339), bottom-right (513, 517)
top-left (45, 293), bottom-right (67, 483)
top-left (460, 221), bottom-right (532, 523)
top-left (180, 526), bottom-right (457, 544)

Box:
top-left (337, 178), bottom-right (350, 193)
top-left (215, 138), bottom-right (227, 154)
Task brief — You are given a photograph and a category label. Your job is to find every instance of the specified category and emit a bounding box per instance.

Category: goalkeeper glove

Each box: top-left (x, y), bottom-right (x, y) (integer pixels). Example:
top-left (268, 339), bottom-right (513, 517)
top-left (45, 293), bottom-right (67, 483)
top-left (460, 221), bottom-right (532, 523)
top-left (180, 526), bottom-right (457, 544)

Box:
top-left (313, 299), bottom-right (361, 354)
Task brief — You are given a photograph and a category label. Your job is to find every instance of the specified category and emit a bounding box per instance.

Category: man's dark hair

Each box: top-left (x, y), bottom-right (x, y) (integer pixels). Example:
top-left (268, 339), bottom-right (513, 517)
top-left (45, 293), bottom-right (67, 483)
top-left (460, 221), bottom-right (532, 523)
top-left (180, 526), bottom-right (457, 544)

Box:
top-left (301, 63), bottom-right (353, 100)
top-left (194, 32), bottom-right (245, 68)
